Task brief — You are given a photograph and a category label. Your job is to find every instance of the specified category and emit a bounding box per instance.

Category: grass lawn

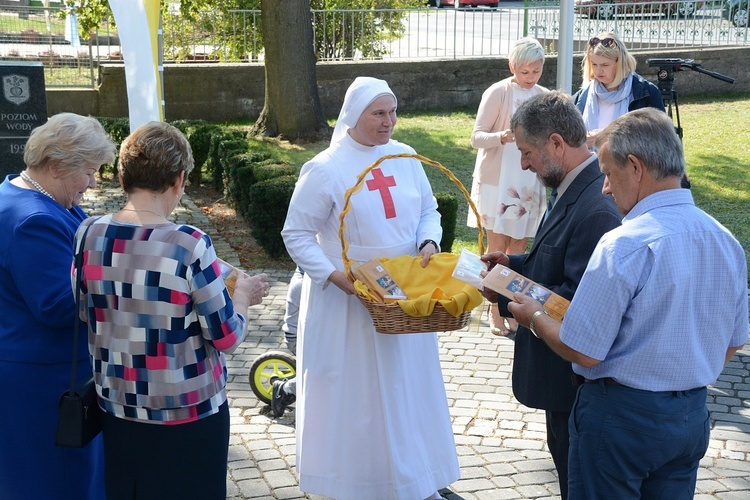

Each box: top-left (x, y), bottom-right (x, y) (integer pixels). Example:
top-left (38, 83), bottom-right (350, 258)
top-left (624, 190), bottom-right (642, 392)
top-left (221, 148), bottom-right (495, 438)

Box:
top-left (249, 92), bottom-right (750, 281)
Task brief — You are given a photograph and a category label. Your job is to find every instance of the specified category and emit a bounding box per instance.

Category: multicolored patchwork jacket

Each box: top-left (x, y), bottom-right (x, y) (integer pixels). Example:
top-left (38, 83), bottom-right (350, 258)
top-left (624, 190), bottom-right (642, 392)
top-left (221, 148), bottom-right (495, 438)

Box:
top-left (74, 215), bottom-right (247, 424)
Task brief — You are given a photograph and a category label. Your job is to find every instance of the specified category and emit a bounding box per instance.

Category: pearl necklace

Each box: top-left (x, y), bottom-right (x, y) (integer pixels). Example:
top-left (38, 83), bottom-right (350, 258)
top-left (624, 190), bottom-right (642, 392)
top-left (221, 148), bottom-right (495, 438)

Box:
top-left (20, 171), bottom-right (55, 201)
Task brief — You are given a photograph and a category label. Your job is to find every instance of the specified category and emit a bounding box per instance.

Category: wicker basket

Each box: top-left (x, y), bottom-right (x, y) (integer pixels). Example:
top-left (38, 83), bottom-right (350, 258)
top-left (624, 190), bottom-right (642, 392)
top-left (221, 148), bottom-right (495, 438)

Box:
top-left (339, 153), bottom-right (485, 334)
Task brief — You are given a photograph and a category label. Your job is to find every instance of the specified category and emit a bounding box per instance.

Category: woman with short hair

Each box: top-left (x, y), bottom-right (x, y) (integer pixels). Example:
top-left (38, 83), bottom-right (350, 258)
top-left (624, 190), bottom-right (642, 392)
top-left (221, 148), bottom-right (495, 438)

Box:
top-left (75, 121), bottom-right (269, 499)
top-left (0, 112), bottom-right (116, 499)
top-left (468, 37), bottom-right (549, 335)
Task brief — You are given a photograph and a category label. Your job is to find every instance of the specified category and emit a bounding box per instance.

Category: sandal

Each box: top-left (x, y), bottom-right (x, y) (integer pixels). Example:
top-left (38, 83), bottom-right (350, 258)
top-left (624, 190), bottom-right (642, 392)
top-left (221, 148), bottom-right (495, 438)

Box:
top-left (488, 304), bottom-right (511, 336)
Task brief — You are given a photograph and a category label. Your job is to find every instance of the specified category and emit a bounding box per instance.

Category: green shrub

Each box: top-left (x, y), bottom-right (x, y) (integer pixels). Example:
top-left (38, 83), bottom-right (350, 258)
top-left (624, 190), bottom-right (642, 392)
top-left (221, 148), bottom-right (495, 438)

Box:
top-left (230, 166), bottom-right (256, 216)
top-left (169, 119), bottom-right (196, 134)
top-left (97, 117), bottom-right (130, 146)
top-left (223, 151), bottom-right (278, 214)
top-left (208, 133), bottom-right (246, 190)
top-left (189, 123), bottom-right (220, 171)
top-left (223, 153), bottom-right (255, 212)
top-left (169, 120), bottom-right (215, 170)
top-left (435, 192), bottom-right (458, 253)
top-left (169, 119), bottom-right (220, 186)
top-left (227, 151), bottom-right (276, 186)
top-left (246, 174), bottom-right (297, 258)
top-left (251, 163), bottom-right (298, 183)
top-left (96, 117), bottom-right (130, 175)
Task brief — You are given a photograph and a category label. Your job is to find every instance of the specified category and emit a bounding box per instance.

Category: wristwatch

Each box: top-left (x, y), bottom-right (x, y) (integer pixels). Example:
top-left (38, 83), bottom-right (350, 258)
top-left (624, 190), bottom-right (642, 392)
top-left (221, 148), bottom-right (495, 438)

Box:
top-left (529, 310), bottom-right (549, 339)
top-left (418, 239), bottom-right (439, 252)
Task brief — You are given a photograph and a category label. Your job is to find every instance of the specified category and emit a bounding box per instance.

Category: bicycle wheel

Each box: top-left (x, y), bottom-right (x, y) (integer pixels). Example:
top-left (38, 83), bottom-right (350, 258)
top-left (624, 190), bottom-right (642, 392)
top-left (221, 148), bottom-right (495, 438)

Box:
top-left (249, 351), bottom-right (296, 404)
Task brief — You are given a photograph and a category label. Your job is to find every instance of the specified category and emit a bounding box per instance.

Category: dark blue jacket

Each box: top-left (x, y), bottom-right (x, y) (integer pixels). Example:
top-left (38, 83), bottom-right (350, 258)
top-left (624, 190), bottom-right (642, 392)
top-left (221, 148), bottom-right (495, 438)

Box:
top-left (497, 161), bottom-right (622, 412)
top-left (573, 73), bottom-right (665, 113)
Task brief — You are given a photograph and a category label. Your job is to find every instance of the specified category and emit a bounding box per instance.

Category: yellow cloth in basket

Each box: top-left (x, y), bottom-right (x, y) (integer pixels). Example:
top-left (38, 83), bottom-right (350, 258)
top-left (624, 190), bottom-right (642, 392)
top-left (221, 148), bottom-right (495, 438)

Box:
top-left (353, 253), bottom-right (484, 318)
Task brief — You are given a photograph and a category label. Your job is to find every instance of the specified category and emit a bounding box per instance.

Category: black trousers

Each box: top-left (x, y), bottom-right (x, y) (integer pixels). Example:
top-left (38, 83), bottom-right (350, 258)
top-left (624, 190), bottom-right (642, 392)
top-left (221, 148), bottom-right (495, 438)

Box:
top-left (546, 409), bottom-right (571, 500)
top-left (101, 401), bottom-right (230, 500)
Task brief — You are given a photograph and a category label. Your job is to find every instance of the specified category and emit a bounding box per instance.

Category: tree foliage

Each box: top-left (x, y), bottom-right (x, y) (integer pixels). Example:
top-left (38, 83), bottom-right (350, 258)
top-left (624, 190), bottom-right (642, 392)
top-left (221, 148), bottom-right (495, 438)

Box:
top-left (63, 0), bottom-right (113, 37)
top-left (165, 0), bottom-right (262, 61)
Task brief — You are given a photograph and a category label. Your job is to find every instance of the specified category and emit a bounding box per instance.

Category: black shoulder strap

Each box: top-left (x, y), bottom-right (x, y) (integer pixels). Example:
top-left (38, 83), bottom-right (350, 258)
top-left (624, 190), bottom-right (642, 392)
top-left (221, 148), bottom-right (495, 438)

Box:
top-left (66, 218), bottom-right (98, 397)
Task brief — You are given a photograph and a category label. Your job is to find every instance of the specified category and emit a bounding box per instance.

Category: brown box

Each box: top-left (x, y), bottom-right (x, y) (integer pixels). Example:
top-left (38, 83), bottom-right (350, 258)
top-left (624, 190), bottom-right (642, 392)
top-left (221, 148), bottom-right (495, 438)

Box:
top-left (218, 259), bottom-right (248, 298)
top-left (481, 264), bottom-right (569, 320)
top-left (352, 259), bottom-right (407, 303)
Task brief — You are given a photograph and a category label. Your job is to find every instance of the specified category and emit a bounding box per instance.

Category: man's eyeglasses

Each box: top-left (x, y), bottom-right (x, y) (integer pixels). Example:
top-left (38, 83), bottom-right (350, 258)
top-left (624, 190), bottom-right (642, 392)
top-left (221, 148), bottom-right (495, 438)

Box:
top-left (589, 37), bottom-right (617, 48)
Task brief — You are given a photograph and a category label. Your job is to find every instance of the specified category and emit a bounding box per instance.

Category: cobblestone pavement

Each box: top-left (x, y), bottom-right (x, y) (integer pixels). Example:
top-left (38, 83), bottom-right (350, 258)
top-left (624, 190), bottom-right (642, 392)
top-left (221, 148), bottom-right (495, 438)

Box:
top-left (82, 184), bottom-right (750, 500)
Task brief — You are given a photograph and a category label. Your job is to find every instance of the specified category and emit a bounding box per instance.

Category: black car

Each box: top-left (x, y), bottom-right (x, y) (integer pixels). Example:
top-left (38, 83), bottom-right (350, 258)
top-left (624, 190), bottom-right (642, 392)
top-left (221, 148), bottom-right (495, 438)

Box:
top-left (724, 0), bottom-right (749, 26)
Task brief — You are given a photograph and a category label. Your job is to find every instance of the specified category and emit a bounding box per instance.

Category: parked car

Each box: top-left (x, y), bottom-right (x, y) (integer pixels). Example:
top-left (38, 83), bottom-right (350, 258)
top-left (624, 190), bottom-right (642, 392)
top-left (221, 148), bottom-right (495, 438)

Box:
top-left (723, 0), bottom-right (749, 26)
top-left (574, 0), bottom-right (702, 19)
top-left (429, 0), bottom-right (500, 8)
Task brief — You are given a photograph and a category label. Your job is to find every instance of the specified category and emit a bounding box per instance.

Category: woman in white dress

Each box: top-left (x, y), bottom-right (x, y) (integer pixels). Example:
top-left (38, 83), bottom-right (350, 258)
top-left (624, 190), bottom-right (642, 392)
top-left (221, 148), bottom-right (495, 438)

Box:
top-left (467, 37), bottom-right (548, 335)
top-left (281, 77), bottom-right (459, 500)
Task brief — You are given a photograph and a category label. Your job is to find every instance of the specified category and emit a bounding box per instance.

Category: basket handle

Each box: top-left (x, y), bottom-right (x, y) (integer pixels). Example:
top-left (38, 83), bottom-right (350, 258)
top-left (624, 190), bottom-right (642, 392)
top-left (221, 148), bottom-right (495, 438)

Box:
top-left (338, 153), bottom-right (485, 279)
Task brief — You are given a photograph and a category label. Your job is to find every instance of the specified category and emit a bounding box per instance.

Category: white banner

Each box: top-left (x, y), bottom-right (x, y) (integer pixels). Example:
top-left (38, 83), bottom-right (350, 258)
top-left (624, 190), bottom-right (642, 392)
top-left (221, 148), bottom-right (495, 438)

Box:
top-left (109, 0), bottom-right (163, 131)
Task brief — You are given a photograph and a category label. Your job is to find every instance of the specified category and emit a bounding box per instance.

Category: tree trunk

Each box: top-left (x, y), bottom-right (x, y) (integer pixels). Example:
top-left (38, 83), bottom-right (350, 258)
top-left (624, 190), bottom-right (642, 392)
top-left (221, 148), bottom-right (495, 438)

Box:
top-left (253, 0), bottom-right (330, 141)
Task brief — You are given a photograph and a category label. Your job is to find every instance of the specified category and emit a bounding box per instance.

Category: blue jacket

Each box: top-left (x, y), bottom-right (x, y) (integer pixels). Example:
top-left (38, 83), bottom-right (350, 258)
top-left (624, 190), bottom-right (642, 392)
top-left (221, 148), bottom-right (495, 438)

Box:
top-left (0, 175), bottom-right (88, 363)
top-left (497, 161), bottom-right (622, 412)
top-left (573, 73), bottom-right (665, 113)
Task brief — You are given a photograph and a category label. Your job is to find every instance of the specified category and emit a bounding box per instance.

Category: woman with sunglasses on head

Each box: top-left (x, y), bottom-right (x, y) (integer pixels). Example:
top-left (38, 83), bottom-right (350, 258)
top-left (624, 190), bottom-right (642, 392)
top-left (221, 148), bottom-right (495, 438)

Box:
top-left (573, 32), bottom-right (664, 149)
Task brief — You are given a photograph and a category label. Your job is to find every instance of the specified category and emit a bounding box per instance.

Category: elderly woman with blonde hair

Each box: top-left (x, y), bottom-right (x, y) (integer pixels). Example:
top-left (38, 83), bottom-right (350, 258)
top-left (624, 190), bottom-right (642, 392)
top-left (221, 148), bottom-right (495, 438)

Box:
top-left (573, 31), bottom-right (664, 148)
top-left (0, 113), bottom-right (116, 499)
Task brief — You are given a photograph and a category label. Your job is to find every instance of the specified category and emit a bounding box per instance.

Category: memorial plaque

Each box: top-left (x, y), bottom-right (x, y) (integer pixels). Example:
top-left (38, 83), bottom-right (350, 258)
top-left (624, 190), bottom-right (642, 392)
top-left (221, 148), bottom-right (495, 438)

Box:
top-left (0, 61), bottom-right (47, 180)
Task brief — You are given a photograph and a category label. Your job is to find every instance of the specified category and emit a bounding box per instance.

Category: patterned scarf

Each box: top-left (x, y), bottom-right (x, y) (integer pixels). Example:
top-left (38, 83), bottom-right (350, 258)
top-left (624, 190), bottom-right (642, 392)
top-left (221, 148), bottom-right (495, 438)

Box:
top-left (582, 73), bottom-right (634, 131)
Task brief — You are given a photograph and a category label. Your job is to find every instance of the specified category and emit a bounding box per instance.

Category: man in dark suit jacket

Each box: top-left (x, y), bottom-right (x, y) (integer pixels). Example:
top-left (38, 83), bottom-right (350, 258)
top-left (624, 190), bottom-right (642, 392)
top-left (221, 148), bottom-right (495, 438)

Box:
top-left (481, 91), bottom-right (621, 499)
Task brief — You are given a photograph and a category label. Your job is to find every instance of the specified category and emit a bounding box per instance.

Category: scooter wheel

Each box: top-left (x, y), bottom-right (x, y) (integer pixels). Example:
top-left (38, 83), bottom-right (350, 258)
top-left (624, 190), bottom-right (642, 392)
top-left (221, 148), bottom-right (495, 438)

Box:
top-left (249, 351), bottom-right (296, 404)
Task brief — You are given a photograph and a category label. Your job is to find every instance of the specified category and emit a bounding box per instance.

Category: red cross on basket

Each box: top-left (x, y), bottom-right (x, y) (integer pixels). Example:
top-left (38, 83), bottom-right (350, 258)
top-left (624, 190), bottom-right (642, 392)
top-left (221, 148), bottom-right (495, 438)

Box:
top-left (366, 168), bottom-right (397, 219)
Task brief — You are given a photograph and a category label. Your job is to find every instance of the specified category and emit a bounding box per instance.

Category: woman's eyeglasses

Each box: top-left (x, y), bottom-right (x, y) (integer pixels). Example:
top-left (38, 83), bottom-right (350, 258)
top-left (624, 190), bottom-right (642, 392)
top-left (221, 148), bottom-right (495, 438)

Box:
top-left (589, 37), bottom-right (617, 48)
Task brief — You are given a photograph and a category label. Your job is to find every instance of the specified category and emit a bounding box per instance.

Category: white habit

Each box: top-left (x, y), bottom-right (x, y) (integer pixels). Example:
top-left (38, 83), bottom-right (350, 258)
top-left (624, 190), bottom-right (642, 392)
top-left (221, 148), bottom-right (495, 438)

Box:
top-left (282, 131), bottom-right (460, 499)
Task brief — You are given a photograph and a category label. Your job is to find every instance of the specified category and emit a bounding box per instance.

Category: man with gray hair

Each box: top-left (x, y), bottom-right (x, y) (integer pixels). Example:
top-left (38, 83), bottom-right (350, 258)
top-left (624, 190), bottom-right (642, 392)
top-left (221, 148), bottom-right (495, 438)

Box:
top-left (480, 90), bottom-right (621, 499)
top-left (509, 107), bottom-right (749, 498)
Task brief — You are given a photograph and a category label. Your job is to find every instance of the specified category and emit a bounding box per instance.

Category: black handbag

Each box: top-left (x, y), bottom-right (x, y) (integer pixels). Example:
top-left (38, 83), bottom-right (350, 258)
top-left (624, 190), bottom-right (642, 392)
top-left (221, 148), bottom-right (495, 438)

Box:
top-left (55, 221), bottom-right (102, 448)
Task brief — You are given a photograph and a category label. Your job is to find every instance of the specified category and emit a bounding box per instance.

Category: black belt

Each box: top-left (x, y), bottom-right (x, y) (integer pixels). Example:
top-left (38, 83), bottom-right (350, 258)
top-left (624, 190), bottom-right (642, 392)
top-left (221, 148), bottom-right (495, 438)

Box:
top-left (572, 374), bottom-right (623, 388)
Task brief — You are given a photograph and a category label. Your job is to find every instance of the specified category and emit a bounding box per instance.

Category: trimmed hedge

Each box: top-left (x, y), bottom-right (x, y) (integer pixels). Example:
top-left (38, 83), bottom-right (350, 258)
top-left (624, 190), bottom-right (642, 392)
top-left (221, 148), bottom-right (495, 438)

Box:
top-left (97, 117), bottom-right (130, 147)
top-left (252, 163), bottom-right (297, 183)
top-left (246, 174), bottom-right (297, 258)
top-left (206, 130), bottom-right (246, 190)
top-left (435, 192), bottom-right (458, 254)
top-left (223, 151), bottom-right (275, 215)
top-left (220, 148), bottom-right (299, 258)
top-left (170, 119), bottom-right (221, 185)
top-left (96, 117), bottom-right (220, 185)
top-left (96, 117), bottom-right (130, 175)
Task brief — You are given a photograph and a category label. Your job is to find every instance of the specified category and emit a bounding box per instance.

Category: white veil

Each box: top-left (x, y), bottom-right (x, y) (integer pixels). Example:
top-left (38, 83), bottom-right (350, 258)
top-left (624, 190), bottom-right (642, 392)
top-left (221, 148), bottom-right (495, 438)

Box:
top-left (330, 77), bottom-right (397, 146)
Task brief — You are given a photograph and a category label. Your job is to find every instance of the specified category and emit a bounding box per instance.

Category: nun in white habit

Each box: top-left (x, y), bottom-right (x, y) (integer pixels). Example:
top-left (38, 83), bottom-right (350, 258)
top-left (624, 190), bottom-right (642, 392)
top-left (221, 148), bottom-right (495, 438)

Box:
top-left (282, 77), bottom-right (459, 500)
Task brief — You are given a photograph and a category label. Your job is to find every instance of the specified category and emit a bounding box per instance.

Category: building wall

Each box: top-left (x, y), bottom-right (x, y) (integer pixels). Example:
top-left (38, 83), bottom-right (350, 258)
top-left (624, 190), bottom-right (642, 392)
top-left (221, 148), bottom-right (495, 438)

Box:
top-left (47, 46), bottom-right (749, 121)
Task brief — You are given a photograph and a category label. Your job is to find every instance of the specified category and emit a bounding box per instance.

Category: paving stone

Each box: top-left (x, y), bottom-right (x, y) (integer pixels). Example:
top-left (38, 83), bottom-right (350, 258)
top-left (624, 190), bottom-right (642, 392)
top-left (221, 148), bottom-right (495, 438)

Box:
top-left (513, 471), bottom-right (558, 486)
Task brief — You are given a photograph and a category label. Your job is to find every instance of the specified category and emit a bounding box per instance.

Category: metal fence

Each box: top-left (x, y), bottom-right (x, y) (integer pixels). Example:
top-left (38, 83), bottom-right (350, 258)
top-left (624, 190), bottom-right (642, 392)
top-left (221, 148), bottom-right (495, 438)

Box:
top-left (0, 5), bottom-right (119, 87)
top-left (1, 2), bottom-right (748, 88)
